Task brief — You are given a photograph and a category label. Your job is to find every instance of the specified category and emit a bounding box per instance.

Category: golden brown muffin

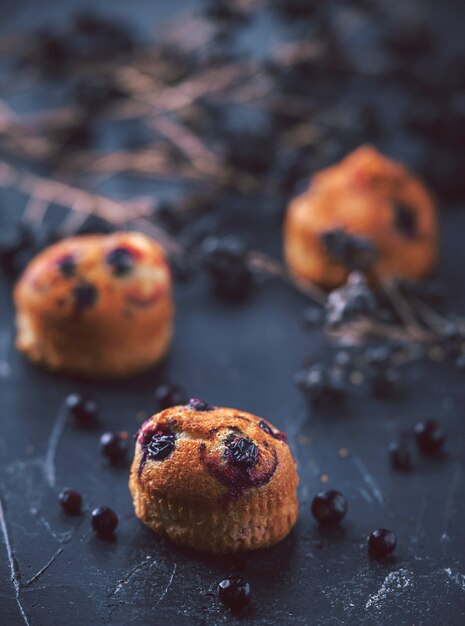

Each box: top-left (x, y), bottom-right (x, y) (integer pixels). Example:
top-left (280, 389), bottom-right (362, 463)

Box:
top-left (129, 400), bottom-right (299, 553)
top-left (14, 231), bottom-right (173, 378)
top-left (284, 145), bottom-right (437, 289)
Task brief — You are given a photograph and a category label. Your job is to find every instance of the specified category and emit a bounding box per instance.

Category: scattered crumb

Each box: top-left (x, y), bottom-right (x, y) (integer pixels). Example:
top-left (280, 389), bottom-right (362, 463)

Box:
top-left (338, 447), bottom-right (349, 458)
top-left (296, 434), bottom-right (312, 445)
top-left (320, 473), bottom-right (329, 483)
top-left (365, 569), bottom-right (413, 611)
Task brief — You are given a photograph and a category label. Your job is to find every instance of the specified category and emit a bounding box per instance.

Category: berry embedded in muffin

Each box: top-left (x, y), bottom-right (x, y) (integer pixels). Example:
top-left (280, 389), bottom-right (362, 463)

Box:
top-left (14, 231), bottom-right (174, 378)
top-left (284, 145), bottom-right (437, 289)
top-left (129, 402), bottom-right (299, 553)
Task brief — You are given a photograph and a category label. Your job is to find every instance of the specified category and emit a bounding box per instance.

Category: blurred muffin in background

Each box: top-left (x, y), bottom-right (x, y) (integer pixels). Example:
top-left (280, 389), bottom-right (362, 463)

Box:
top-left (14, 231), bottom-right (173, 378)
top-left (284, 145), bottom-right (437, 289)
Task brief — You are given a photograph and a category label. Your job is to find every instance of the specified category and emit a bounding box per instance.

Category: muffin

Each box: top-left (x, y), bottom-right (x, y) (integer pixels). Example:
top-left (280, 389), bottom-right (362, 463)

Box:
top-left (129, 400), bottom-right (299, 553)
top-left (14, 231), bottom-right (173, 378)
top-left (284, 145), bottom-right (437, 289)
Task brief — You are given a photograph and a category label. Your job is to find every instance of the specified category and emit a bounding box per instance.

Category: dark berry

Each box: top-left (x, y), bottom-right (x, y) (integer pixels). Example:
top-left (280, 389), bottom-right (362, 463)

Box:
top-left (155, 384), bottom-right (186, 410)
top-left (200, 236), bottom-right (254, 300)
top-left (258, 420), bottom-right (286, 442)
top-left (57, 254), bottom-right (76, 278)
top-left (73, 282), bottom-right (98, 312)
top-left (106, 247), bottom-right (135, 277)
top-left (100, 432), bottom-right (129, 465)
top-left (225, 438), bottom-right (259, 467)
top-left (414, 419), bottom-right (445, 455)
top-left (368, 528), bottom-right (397, 559)
top-left (311, 490), bottom-right (348, 526)
top-left (91, 506), bottom-right (118, 537)
top-left (393, 202), bottom-right (418, 239)
top-left (326, 273), bottom-right (377, 327)
top-left (321, 229), bottom-right (378, 272)
top-left (187, 398), bottom-right (214, 411)
top-left (58, 488), bottom-right (82, 515)
top-left (259, 420), bottom-right (273, 436)
top-left (66, 393), bottom-right (98, 426)
top-left (296, 364), bottom-right (346, 405)
top-left (217, 577), bottom-right (251, 611)
top-left (388, 442), bottom-right (413, 471)
top-left (146, 433), bottom-right (176, 461)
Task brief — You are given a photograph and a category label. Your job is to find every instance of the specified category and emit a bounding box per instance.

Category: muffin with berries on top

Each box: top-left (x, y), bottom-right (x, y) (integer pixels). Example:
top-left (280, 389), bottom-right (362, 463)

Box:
top-left (284, 145), bottom-right (437, 288)
top-left (14, 231), bottom-right (173, 378)
top-left (129, 399), bottom-right (299, 553)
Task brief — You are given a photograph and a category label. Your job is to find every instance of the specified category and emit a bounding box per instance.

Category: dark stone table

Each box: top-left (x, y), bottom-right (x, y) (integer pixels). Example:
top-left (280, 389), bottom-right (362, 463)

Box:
top-left (1, 1), bottom-right (465, 625)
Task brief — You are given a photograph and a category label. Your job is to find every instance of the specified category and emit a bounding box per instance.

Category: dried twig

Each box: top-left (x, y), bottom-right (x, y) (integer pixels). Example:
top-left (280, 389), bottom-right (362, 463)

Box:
top-left (0, 162), bottom-right (154, 224)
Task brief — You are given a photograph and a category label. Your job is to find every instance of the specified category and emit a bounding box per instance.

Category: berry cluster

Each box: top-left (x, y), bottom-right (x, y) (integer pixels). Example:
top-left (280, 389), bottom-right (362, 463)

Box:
top-left (326, 273), bottom-right (377, 327)
top-left (295, 363), bottom-right (346, 405)
top-left (321, 229), bottom-right (378, 272)
top-left (199, 236), bottom-right (256, 300)
top-left (389, 419), bottom-right (446, 473)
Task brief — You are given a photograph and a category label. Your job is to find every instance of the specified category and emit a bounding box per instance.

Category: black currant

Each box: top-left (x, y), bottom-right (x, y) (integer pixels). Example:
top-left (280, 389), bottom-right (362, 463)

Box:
top-left (388, 442), bottom-right (413, 471)
top-left (91, 506), bottom-right (118, 538)
top-left (311, 490), bottom-right (348, 526)
top-left (217, 576), bottom-right (251, 611)
top-left (66, 394), bottom-right (98, 426)
top-left (58, 488), bottom-right (82, 515)
top-left (154, 384), bottom-right (186, 410)
top-left (368, 528), bottom-right (397, 559)
top-left (414, 420), bottom-right (445, 454)
top-left (100, 432), bottom-right (129, 465)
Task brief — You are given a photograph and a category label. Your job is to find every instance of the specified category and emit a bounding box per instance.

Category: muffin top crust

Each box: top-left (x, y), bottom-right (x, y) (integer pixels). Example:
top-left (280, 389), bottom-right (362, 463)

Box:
top-left (16, 231), bottom-right (171, 319)
top-left (134, 401), bottom-right (295, 503)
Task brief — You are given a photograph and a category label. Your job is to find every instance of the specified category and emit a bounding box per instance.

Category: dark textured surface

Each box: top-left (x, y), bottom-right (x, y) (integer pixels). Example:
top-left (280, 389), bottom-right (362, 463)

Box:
top-left (1, 2), bottom-right (465, 626)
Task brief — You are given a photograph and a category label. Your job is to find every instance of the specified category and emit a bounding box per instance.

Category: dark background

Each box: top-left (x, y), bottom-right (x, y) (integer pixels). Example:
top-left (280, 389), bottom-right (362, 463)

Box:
top-left (1, 1), bottom-right (465, 625)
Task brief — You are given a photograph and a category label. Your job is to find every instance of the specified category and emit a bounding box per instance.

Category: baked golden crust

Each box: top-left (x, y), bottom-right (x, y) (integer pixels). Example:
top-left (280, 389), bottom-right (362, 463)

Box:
top-left (14, 231), bottom-right (173, 378)
top-left (129, 403), bottom-right (299, 553)
top-left (284, 145), bottom-right (437, 289)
